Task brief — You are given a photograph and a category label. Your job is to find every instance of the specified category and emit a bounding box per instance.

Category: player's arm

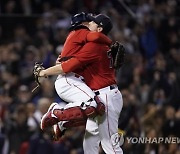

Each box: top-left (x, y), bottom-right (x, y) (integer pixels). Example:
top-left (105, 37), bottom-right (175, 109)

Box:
top-left (86, 32), bottom-right (112, 45)
top-left (39, 43), bottom-right (99, 76)
top-left (61, 43), bottom-right (99, 72)
top-left (38, 64), bottom-right (64, 76)
top-left (38, 57), bottom-right (82, 76)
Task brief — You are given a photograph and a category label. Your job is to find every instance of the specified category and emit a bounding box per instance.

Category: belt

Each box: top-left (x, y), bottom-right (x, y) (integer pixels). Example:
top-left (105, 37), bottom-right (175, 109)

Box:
top-left (74, 73), bottom-right (85, 82)
top-left (56, 73), bottom-right (84, 81)
top-left (74, 74), bottom-right (81, 78)
top-left (94, 85), bottom-right (117, 95)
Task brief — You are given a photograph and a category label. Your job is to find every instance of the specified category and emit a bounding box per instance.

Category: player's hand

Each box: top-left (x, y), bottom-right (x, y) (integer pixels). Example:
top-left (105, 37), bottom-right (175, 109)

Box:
top-left (33, 63), bottom-right (46, 77)
top-left (38, 70), bottom-right (46, 77)
top-left (32, 63), bottom-right (46, 92)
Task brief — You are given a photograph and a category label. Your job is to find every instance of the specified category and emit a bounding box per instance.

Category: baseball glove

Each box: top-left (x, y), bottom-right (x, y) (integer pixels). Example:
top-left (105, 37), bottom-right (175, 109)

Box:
top-left (32, 62), bottom-right (45, 92)
top-left (110, 41), bottom-right (125, 69)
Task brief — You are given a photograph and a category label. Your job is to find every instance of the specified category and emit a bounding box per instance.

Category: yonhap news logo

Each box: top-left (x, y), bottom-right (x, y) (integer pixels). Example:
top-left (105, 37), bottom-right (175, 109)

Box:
top-left (126, 137), bottom-right (180, 144)
top-left (113, 132), bottom-right (180, 146)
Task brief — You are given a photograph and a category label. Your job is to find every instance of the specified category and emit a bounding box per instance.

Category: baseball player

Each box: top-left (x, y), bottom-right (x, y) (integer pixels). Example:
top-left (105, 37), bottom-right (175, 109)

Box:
top-left (35, 14), bottom-right (124, 153)
top-left (35, 13), bottom-right (112, 131)
top-left (80, 15), bottom-right (123, 154)
top-left (66, 14), bottom-right (124, 154)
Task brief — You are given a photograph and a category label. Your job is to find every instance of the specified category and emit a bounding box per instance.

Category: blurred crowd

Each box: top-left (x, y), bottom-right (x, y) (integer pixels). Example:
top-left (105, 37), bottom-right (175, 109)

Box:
top-left (0, 0), bottom-right (180, 154)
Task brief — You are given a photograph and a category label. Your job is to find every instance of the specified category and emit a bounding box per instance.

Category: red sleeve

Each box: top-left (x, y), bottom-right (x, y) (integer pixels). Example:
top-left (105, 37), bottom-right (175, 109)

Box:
top-left (87, 32), bottom-right (112, 46)
top-left (61, 57), bottom-right (82, 73)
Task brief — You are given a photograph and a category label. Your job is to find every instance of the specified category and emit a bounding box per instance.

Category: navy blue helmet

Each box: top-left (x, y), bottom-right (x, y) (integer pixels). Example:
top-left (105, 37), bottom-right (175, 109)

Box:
top-left (71, 12), bottom-right (92, 27)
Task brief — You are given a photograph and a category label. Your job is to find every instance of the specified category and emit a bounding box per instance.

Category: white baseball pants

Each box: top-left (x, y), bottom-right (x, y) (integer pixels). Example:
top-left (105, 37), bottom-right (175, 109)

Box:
top-left (83, 86), bottom-right (123, 154)
top-left (54, 73), bottom-right (97, 110)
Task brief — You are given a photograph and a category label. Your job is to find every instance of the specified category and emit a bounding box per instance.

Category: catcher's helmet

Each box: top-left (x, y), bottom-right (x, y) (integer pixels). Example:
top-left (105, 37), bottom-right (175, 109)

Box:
top-left (71, 12), bottom-right (91, 27)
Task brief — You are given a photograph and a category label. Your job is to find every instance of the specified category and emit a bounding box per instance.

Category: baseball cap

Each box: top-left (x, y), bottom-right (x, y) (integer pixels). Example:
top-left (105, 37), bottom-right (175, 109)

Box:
top-left (88, 14), bottom-right (113, 34)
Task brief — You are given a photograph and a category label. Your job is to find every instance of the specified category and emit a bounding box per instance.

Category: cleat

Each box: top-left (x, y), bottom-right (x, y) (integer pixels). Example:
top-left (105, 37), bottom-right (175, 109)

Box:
top-left (40, 103), bottom-right (60, 130)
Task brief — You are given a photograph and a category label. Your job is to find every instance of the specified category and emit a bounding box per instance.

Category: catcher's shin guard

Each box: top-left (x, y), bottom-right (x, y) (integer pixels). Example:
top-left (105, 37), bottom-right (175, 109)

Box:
top-left (41, 97), bottom-right (104, 130)
top-left (53, 106), bottom-right (96, 121)
top-left (53, 96), bottom-right (105, 123)
top-left (41, 103), bottom-right (96, 130)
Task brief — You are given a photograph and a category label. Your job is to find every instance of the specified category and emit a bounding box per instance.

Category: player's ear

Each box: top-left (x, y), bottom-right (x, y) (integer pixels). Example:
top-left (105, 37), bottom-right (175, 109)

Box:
top-left (97, 27), bottom-right (103, 32)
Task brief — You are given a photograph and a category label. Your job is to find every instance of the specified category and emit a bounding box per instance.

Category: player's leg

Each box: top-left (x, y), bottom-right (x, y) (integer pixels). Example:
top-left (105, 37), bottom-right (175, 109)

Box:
top-left (40, 99), bottom-right (104, 130)
top-left (83, 118), bottom-right (100, 154)
top-left (55, 73), bottom-right (105, 112)
top-left (41, 73), bottom-right (105, 129)
top-left (55, 73), bottom-right (105, 115)
top-left (55, 73), bottom-right (95, 104)
top-left (97, 88), bottom-right (123, 154)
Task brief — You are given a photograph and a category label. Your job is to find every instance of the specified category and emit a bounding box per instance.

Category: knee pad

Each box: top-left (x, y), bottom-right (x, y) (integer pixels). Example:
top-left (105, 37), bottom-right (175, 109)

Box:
top-left (80, 98), bottom-right (98, 118)
top-left (81, 97), bottom-right (105, 116)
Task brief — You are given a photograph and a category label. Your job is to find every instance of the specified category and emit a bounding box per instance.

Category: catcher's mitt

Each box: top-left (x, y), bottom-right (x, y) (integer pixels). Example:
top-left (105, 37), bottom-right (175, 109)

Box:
top-left (32, 63), bottom-right (45, 92)
top-left (109, 41), bottom-right (125, 69)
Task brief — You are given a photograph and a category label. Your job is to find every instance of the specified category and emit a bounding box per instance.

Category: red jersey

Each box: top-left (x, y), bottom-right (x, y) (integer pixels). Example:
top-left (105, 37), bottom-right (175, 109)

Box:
top-left (75, 42), bottom-right (116, 90)
top-left (60, 26), bottom-right (114, 90)
top-left (60, 26), bottom-right (112, 76)
top-left (60, 26), bottom-right (112, 58)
